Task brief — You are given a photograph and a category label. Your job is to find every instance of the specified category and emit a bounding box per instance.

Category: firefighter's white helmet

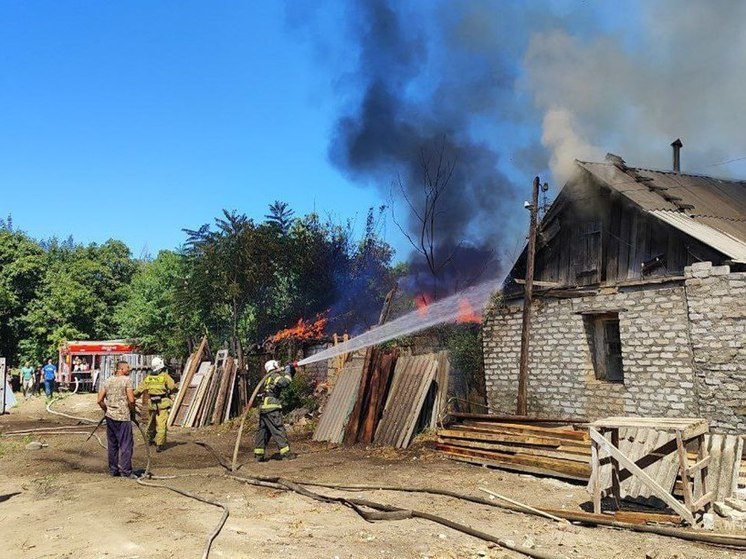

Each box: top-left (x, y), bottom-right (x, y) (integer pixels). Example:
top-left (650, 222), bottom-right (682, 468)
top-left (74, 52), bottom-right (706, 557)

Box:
top-left (151, 356), bottom-right (166, 372)
top-left (264, 359), bottom-right (280, 373)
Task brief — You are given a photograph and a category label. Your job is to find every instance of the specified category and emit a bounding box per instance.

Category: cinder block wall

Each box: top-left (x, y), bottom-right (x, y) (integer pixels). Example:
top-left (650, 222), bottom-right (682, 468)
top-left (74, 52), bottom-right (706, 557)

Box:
top-left (483, 285), bottom-right (700, 420)
top-left (685, 263), bottom-right (746, 433)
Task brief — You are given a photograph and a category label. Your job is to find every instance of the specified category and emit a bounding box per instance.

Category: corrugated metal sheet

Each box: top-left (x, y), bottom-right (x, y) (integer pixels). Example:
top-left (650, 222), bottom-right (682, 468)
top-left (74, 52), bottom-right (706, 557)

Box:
top-left (650, 210), bottom-right (746, 263)
top-left (592, 428), bottom-right (678, 502)
top-left (577, 160), bottom-right (746, 259)
top-left (578, 161), bottom-right (680, 212)
top-left (590, 429), bottom-right (743, 504)
top-left (374, 354), bottom-right (438, 449)
top-left (312, 358), bottom-right (364, 443)
top-left (701, 433), bottom-right (744, 501)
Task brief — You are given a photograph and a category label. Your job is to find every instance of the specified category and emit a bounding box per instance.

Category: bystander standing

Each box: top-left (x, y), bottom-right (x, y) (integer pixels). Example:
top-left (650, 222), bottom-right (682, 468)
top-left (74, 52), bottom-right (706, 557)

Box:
top-left (20, 362), bottom-right (34, 398)
top-left (97, 361), bottom-right (136, 479)
top-left (42, 359), bottom-right (56, 399)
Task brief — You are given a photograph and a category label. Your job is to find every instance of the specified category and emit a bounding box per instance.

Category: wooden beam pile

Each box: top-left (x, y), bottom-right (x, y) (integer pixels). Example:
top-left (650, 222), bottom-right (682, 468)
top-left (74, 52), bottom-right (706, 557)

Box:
top-left (436, 417), bottom-right (592, 481)
top-left (168, 340), bottom-right (242, 428)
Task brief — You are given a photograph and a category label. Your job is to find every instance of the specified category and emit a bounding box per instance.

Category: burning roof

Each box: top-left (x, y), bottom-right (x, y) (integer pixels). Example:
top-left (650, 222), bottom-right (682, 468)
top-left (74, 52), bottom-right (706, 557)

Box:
top-left (267, 314), bottom-right (329, 344)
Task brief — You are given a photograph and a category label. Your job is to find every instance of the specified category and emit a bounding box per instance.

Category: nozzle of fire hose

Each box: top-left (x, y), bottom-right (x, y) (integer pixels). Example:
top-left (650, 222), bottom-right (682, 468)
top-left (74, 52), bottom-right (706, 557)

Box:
top-left (291, 361), bottom-right (299, 368)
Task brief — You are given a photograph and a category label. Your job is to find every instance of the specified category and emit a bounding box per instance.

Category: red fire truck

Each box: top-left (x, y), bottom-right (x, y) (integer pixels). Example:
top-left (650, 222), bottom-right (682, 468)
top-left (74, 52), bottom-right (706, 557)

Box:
top-left (58, 339), bottom-right (139, 391)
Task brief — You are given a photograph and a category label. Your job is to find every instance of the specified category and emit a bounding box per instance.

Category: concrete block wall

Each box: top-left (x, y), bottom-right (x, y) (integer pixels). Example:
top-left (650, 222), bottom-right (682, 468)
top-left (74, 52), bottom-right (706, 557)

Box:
top-left (685, 262), bottom-right (746, 433)
top-left (483, 285), bottom-right (699, 420)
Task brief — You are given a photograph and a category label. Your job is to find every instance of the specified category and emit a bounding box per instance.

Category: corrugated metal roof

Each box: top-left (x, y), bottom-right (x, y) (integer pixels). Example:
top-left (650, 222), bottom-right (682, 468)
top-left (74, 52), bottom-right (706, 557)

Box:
top-left (577, 159), bottom-right (746, 260)
top-left (374, 354), bottom-right (438, 449)
top-left (650, 211), bottom-right (746, 263)
top-left (312, 357), bottom-right (364, 443)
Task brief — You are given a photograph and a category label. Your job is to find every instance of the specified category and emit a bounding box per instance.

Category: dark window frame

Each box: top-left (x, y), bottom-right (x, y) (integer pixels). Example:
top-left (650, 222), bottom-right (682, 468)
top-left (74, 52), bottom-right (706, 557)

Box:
top-left (584, 312), bottom-right (624, 383)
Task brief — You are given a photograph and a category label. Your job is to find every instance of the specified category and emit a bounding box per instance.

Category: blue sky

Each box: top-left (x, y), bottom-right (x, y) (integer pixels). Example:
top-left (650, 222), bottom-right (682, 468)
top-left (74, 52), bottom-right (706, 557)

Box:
top-left (3, 1), bottom-right (741, 267)
top-left (1, 2), bottom-right (385, 257)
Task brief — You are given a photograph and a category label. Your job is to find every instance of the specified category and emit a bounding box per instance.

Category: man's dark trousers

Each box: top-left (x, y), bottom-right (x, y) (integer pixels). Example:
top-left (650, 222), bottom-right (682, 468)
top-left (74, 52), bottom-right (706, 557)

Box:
top-left (255, 410), bottom-right (290, 455)
top-left (106, 418), bottom-right (133, 476)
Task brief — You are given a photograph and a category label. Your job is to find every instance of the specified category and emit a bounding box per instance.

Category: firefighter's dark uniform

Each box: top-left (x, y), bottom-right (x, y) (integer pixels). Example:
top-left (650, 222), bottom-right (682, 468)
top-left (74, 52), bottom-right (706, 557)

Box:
top-left (135, 370), bottom-right (176, 450)
top-left (254, 365), bottom-right (295, 461)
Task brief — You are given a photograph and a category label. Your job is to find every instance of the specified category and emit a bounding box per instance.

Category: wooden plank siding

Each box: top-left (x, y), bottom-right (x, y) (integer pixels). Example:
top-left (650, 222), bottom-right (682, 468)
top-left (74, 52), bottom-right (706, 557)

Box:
top-left (507, 179), bottom-right (731, 293)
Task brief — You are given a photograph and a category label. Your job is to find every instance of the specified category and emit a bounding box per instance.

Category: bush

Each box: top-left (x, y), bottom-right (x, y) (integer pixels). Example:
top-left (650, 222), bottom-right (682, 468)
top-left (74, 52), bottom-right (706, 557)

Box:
top-left (280, 373), bottom-right (317, 412)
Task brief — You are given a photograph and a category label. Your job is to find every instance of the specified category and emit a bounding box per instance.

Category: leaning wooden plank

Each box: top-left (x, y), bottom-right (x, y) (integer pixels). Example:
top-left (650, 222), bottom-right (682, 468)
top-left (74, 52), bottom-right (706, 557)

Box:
top-left (168, 336), bottom-right (208, 427)
top-left (212, 356), bottom-right (234, 425)
top-left (430, 351), bottom-right (450, 429)
top-left (186, 365), bottom-right (213, 428)
top-left (589, 428), bottom-right (694, 525)
top-left (222, 359), bottom-right (239, 423)
top-left (173, 360), bottom-right (211, 426)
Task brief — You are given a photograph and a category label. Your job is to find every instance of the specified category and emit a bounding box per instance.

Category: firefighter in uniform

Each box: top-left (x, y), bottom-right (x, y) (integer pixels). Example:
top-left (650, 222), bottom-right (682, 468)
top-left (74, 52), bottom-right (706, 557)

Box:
top-left (135, 356), bottom-right (176, 453)
top-left (254, 360), bottom-right (297, 462)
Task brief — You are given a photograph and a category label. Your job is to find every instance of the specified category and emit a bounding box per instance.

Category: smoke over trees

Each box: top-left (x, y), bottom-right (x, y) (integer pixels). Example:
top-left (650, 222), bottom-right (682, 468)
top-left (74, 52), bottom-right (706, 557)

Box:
top-left (290, 0), bottom-right (746, 291)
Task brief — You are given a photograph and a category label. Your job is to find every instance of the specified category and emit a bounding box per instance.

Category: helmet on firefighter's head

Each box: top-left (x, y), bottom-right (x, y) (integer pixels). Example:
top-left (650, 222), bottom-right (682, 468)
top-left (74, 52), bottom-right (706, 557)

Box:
top-left (151, 356), bottom-right (166, 372)
top-left (264, 360), bottom-right (280, 373)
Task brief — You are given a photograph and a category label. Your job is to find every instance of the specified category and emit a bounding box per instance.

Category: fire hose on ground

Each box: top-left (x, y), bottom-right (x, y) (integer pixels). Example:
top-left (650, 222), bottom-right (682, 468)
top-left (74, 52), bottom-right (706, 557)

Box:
top-left (13, 380), bottom-right (744, 559)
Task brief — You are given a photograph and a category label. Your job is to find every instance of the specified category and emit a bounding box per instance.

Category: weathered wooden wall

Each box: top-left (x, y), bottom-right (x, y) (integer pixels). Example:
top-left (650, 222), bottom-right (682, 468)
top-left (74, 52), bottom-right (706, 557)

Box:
top-left (510, 179), bottom-right (726, 291)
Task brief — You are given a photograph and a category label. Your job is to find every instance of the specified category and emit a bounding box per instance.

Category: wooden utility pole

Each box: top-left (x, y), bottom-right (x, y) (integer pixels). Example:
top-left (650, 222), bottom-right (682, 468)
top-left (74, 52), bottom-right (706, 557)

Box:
top-left (517, 177), bottom-right (540, 415)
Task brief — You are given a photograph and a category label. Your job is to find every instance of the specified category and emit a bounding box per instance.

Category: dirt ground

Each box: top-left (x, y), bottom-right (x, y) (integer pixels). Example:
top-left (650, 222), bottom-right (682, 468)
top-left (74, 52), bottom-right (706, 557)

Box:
top-left (0, 394), bottom-right (742, 559)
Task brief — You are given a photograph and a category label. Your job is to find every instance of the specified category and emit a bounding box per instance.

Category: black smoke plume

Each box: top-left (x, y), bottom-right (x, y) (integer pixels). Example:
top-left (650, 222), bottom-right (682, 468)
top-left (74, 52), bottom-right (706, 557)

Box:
top-left (325, 0), bottom-right (524, 298)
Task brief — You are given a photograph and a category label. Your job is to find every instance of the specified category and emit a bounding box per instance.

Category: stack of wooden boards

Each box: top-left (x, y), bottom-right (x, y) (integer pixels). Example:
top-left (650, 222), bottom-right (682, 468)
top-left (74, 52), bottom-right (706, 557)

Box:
top-left (436, 415), bottom-right (592, 481)
top-left (168, 339), bottom-right (242, 428)
top-left (438, 414), bottom-right (746, 504)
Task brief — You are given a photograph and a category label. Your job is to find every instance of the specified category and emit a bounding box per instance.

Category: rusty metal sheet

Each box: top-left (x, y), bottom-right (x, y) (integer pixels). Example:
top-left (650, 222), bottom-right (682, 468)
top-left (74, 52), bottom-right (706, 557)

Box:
top-left (430, 351), bottom-right (450, 429)
top-left (312, 358), bottom-right (364, 443)
top-left (374, 354), bottom-right (439, 449)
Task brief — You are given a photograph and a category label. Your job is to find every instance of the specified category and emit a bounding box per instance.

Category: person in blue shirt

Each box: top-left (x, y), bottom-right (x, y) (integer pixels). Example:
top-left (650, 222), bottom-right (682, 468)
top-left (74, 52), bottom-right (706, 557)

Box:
top-left (42, 359), bottom-right (57, 399)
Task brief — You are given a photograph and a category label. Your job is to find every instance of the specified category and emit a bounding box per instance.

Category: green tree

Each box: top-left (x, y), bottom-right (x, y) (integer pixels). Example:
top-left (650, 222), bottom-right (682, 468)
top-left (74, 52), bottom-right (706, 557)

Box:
top-left (0, 227), bottom-right (46, 362)
top-left (114, 250), bottom-right (192, 358)
top-left (19, 239), bottom-right (137, 361)
top-left (265, 200), bottom-right (294, 235)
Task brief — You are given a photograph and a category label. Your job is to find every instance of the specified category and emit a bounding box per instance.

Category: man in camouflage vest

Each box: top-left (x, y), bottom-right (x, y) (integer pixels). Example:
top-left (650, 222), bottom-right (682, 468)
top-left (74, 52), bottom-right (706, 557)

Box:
top-left (254, 360), bottom-right (297, 462)
top-left (135, 356), bottom-right (176, 453)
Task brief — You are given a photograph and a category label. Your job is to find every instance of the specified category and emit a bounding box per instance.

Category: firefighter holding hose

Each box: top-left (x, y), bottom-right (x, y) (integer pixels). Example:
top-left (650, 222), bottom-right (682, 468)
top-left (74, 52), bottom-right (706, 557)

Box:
top-left (254, 360), bottom-right (297, 462)
top-left (135, 356), bottom-right (176, 453)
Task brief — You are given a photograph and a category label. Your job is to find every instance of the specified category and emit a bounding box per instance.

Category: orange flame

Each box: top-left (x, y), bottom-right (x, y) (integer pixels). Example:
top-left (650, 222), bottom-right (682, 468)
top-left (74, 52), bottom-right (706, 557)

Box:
top-left (268, 314), bottom-right (328, 344)
top-left (415, 293), bottom-right (432, 317)
top-left (456, 298), bottom-right (481, 324)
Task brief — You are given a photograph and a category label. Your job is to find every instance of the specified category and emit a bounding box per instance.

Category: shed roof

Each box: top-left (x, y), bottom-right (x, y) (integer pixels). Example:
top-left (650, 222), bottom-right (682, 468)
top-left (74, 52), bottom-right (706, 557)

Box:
top-left (577, 158), bottom-right (746, 263)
